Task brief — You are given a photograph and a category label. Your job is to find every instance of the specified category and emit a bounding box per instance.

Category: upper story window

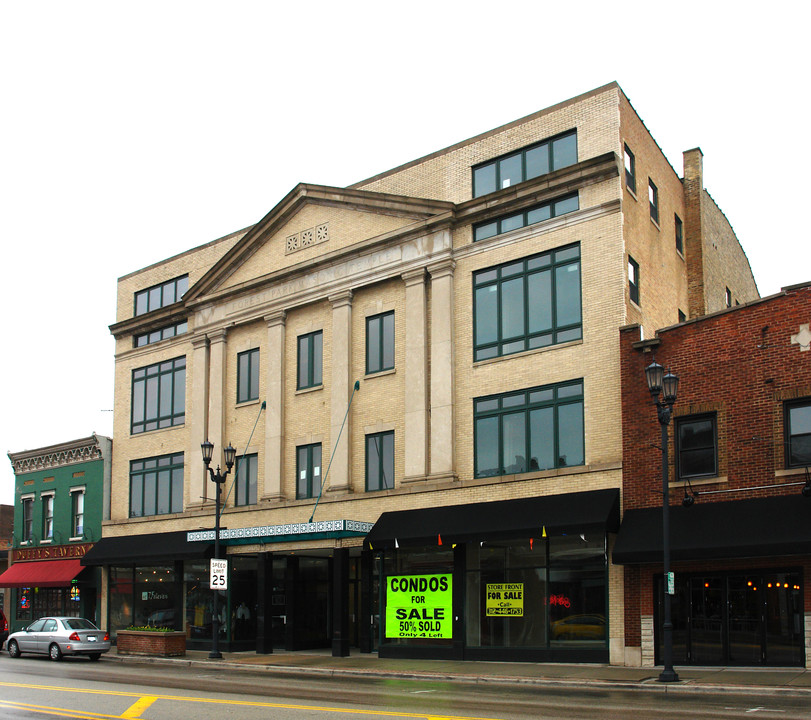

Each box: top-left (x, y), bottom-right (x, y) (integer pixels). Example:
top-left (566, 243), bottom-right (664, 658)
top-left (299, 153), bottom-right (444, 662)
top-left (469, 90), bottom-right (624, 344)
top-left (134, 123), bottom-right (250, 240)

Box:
top-left (298, 331), bottom-right (323, 390)
top-left (785, 399), bottom-right (811, 468)
top-left (472, 131), bottom-right (577, 198)
top-left (366, 431), bottom-right (394, 491)
top-left (678, 309), bottom-right (687, 323)
top-left (71, 488), bottom-right (85, 538)
top-left (473, 194), bottom-right (579, 242)
top-left (134, 275), bottom-right (189, 316)
top-left (234, 453), bottom-right (258, 506)
top-left (624, 144), bottom-right (636, 194)
top-left (473, 244), bottom-right (581, 362)
top-left (725, 287), bottom-right (733, 308)
top-left (42, 494), bottom-right (54, 540)
top-left (237, 349), bottom-right (260, 403)
top-left (366, 312), bottom-right (395, 374)
top-left (130, 452), bottom-right (184, 517)
top-left (21, 497), bottom-right (33, 542)
top-left (131, 356), bottom-right (186, 434)
top-left (648, 179), bottom-right (659, 224)
top-left (474, 380), bottom-right (584, 478)
top-left (297, 443), bottom-right (322, 499)
top-left (676, 414), bottom-right (717, 479)
top-left (628, 256), bottom-right (640, 305)
top-left (675, 214), bottom-right (684, 254)
top-left (134, 320), bottom-right (188, 348)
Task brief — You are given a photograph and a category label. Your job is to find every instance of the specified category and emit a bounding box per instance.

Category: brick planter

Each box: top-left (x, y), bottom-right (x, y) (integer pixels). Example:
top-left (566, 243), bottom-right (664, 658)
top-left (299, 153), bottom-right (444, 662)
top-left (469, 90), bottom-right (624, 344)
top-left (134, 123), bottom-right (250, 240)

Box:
top-left (116, 630), bottom-right (186, 657)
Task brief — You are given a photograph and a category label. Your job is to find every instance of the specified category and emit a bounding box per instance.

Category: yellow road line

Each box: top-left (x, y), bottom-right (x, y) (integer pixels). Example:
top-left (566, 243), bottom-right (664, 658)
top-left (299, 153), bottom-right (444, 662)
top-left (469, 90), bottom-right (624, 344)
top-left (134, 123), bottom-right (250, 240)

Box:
top-left (0, 680), bottom-right (506, 720)
top-left (121, 696), bottom-right (158, 718)
top-left (0, 699), bottom-right (123, 719)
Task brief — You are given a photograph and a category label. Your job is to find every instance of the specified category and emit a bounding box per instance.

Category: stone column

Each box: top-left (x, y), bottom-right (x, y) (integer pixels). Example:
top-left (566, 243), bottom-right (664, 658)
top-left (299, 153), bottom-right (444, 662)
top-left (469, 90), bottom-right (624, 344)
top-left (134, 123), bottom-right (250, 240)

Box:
top-left (402, 268), bottom-right (428, 482)
top-left (683, 148), bottom-right (706, 318)
top-left (207, 328), bottom-right (228, 486)
top-left (328, 291), bottom-right (353, 492)
top-left (428, 260), bottom-right (456, 481)
top-left (187, 334), bottom-right (210, 510)
top-left (264, 311), bottom-right (286, 501)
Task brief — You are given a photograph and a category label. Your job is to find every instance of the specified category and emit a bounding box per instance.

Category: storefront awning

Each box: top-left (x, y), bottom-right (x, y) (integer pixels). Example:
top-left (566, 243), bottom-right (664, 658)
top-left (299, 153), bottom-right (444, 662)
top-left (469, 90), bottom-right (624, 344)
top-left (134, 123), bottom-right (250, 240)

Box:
top-left (81, 530), bottom-right (213, 566)
top-left (0, 558), bottom-right (85, 588)
top-left (613, 495), bottom-right (811, 564)
top-left (365, 488), bottom-right (620, 549)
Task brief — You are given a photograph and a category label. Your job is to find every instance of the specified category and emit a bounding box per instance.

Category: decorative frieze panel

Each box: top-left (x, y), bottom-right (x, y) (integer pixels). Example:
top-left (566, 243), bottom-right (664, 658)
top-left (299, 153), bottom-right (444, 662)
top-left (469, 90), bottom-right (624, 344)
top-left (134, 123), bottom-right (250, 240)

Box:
top-left (286, 223), bottom-right (329, 255)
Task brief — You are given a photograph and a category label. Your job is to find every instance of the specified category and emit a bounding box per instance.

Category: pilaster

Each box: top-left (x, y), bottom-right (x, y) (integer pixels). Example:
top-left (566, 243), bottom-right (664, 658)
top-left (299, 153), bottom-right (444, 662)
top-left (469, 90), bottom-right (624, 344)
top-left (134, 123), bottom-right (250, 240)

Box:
top-left (329, 291), bottom-right (353, 492)
top-left (207, 328), bottom-right (228, 477)
top-left (264, 311), bottom-right (286, 501)
top-left (402, 268), bottom-right (428, 482)
top-left (187, 334), bottom-right (210, 510)
top-left (428, 260), bottom-right (456, 481)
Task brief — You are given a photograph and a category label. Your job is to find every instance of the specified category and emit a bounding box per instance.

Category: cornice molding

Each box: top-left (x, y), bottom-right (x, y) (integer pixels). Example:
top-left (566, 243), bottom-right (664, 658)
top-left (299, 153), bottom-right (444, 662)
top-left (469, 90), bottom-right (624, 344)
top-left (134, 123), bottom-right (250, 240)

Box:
top-left (8, 436), bottom-right (110, 475)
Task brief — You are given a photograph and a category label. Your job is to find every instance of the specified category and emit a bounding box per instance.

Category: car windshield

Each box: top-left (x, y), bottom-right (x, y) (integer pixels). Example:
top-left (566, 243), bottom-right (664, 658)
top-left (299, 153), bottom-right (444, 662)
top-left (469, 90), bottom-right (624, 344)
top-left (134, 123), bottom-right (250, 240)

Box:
top-left (63, 618), bottom-right (98, 630)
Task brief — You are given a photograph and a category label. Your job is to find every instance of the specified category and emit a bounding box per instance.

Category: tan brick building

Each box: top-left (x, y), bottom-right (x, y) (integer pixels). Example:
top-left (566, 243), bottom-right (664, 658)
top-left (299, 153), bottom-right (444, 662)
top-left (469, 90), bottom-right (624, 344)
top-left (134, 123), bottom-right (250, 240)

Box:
top-left (89, 83), bottom-right (757, 664)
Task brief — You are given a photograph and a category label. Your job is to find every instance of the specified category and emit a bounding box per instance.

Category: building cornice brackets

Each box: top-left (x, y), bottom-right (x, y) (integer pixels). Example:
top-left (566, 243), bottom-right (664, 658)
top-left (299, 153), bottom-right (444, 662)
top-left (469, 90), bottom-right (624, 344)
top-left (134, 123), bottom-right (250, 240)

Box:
top-left (264, 310), bottom-right (287, 328)
top-left (329, 290), bottom-right (354, 310)
top-left (8, 436), bottom-right (108, 475)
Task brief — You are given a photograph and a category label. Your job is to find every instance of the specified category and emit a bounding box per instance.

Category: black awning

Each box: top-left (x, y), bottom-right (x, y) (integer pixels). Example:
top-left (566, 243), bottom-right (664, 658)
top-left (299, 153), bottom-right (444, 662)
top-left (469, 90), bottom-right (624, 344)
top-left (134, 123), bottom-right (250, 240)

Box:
top-left (81, 530), bottom-right (213, 566)
top-left (613, 495), bottom-right (811, 564)
top-left (365, 488), bottom-right (620, 549)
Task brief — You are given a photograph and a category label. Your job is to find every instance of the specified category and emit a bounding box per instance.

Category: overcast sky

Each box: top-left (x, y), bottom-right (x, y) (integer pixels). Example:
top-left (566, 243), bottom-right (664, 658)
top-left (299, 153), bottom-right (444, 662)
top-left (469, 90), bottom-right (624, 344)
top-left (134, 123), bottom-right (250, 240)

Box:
top-left (1, 1), bottom-right (808, 506)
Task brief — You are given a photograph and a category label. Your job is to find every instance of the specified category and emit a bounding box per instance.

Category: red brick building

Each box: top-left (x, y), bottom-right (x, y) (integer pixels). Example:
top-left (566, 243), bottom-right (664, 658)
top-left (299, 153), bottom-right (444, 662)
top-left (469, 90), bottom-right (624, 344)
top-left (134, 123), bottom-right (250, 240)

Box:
top-left (615, 283), bottom-right (811, 668)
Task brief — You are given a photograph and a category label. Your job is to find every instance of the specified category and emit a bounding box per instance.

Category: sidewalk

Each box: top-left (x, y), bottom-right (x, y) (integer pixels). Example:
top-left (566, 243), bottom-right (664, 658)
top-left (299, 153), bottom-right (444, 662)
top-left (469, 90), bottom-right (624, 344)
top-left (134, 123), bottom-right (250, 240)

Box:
top-left (104, 647), bottom-right (811, 696)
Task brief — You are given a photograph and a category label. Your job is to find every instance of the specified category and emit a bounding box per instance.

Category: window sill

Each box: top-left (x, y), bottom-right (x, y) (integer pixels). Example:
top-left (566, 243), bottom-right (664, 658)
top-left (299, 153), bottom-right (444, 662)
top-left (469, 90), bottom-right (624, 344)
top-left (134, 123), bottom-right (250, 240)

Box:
top-left (295, 384), bottom-right (323, 396)
top-left (130, 422), bottom-right (185, 438)
top-left (69, 536), bottom-right (83, 543)
top-left (40, 539), bottom-right (53, 545)
top-left (365, 368), bottom-right (396, 379)
top-left (673, 475), bottom-right (727, 487)
top-left (236, 398), bottom-right (262, 408)
top-left (676, 249), bottom-right (685, 262)
top-left (473, 337), bottom-right (583, 367)
top-left (775, 468), bottom-right (809, 479)
top-left (650, 216), bottom-right (660, 231)
top-left (625, 186), bottom-right (637, 201)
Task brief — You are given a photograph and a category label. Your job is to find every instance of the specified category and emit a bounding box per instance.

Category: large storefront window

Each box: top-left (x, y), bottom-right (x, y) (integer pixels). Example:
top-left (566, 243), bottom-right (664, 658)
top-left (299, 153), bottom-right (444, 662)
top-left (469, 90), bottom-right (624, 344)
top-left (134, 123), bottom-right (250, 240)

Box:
top-left (134, 566), bottom-right (177, 627)
top-left (109, 567), bottom-right (134, 637)
top-left (184, 561), bottom-right (215, 643)
top-left (382, 546), bottom-right (454, 648)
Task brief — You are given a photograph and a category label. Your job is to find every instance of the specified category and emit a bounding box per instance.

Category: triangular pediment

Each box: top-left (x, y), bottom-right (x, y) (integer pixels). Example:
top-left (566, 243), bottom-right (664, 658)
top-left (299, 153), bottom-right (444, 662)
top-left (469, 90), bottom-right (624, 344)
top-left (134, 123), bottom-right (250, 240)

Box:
top-left (185, 184), bottom-right (454, 303)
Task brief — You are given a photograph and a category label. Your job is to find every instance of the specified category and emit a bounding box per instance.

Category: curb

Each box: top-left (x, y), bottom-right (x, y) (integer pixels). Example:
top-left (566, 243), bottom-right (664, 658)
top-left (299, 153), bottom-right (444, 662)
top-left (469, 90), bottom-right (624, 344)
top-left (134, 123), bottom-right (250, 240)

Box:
top-left (102, 653), bottom-right (811, 697)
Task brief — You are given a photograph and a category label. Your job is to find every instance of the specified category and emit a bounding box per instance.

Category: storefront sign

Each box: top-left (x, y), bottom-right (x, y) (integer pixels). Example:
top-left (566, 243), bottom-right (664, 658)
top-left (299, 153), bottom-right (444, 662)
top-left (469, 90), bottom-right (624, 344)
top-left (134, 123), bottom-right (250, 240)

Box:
top-left (12, 543), bottom-right (93, 562)
top-left (385, 574), bottom-right (452, 639)
top-left (486, 583), bottom-right (524, 616)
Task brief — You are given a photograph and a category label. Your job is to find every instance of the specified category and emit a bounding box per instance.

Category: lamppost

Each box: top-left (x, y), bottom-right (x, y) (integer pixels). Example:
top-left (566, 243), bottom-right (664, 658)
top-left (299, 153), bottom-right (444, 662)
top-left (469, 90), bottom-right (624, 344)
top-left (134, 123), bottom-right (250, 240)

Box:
top-left (644, 359), bottom-right (680, 683)
top-left (201, 439), bottom-right (236, 660)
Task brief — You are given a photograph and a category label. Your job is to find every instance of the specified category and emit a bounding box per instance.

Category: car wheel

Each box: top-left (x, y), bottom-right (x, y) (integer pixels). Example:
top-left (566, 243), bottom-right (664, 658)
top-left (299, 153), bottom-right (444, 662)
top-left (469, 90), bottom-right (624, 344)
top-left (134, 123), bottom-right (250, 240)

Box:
top-left (7, 640), bottom-right (20, 658)
top-left (88, 653), bottom-right (101, 662)
top-left (49, 643), bottom-right (63, 661)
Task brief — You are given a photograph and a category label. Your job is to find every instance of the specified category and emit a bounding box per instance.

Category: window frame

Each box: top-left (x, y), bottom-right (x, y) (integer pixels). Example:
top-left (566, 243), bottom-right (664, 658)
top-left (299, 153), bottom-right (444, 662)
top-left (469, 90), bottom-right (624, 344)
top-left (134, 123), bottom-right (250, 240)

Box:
top-left (675, 214), bottom-right (684, 254)
top-left (129, 452), bottom-right (184, 518)
top-left (473, 380), bottom-right (585, 479)
top-left (473, 193), bottom-right (579, 242)
top-left (648, 179), bottom-right (659, 224)
top-left (130, 356), bottom-right (186, 435)
top-left (472, 130), bottom-right (578, 198)
top-left (366, 431), bottom-right (394, 491)
top-left (237, 348), bottom-right (260, 403)
top-left (134, 320), bottom-right (188, 348)
top-left (725, 287), bottom-right (733, 308)
top-left (234, 453), bottom-right (258, 506)
top-left (297, 331), bottom-right (323, 390)
top-left (70, 488), bottom-right (85, 539)
top-left (473, 243), bottom-right (582, 362)
top-left (624, 144), bottom-right (636, 194)
top-left (366, 311), bottom-right (395, 375)
top-left (296, 443), bottom-right (323, 499)
top-left (628, 256), bottom-right (640, 305)
top-left (134, 275), bottom-right (189, 316)
top-left (21, 496), bottom-right (33, 543)
top-left (675, 414), bottom-right (718, 480)
top-left (41, 493), bottom-right (54, 541)
top-left (785, 399), bottom-right (811, 469)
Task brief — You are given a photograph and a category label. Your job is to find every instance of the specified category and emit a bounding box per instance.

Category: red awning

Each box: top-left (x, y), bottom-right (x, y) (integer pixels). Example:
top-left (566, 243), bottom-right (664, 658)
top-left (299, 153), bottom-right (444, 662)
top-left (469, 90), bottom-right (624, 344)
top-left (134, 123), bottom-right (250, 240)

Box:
top-left (0, 558), bottom-right (85, 588)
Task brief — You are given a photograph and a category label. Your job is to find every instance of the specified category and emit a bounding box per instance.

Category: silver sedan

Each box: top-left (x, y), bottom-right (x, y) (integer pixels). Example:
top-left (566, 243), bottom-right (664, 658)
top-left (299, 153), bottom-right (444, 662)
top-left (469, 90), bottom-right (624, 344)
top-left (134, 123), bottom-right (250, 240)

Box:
top-left (7, 617), bottom-right (110, 661)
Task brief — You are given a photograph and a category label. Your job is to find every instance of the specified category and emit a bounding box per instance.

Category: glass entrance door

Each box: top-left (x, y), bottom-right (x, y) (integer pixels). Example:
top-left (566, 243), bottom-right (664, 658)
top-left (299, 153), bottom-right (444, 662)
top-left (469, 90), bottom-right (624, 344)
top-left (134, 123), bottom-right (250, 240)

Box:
top-left (656, 570), bottom-right (803, 666)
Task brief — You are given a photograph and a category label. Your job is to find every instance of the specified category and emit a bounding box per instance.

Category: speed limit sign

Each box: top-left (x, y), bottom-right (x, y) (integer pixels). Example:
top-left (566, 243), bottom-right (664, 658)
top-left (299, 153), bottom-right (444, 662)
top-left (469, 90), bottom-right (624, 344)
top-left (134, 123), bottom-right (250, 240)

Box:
top-left (210, 559), bottom-right (228, 589)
